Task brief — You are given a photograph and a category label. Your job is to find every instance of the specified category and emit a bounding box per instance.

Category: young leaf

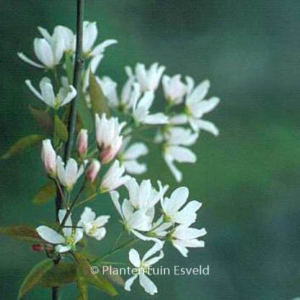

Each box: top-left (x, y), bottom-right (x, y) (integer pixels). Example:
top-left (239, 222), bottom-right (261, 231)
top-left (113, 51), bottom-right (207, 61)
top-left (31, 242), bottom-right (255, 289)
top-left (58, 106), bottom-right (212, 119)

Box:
top-left (78, 91), bottom-right (94, 133)
top-left (0, 225), bottom-right (42, 243)
top-left (76, 266), bottom-right (89, 300)
top-left (89, 72), bottom-right (110, 117)
top-left (33, 181), bottom-right (56, 205)
top-left (29, 105), bottom-right (53, 134)
top-left (1, 134), bottom-right (44, 160)
top-left (18, 259), bottom-right (53, 299)
top-left (39, 263), bottom-right (77, 288)
top-left (54, 114), bottom-right (68, 142)
top-left (74, 253), bottom-right (117, 296)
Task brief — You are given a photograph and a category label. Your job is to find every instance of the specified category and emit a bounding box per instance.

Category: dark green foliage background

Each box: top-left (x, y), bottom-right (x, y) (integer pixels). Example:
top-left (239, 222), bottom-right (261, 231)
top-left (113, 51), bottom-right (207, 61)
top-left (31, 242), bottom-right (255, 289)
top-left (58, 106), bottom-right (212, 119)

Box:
top-left (0, 0), bottom-right (300, 299)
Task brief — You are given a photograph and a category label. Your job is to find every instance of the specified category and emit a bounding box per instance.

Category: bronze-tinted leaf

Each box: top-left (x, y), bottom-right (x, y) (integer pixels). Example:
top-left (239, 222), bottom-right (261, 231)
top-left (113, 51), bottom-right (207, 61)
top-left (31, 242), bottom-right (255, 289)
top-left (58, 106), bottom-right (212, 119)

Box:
top-left (33, 181), bottom-right (56, 205)
top-left (74, 253), bottom-right (118, 296)
top-left (54, 114), bottom-right (68, 142)
top-left (89, 72), bottom-right (110, 117)
top-left (0, 225), bottom-right (42, 243)
top-left (29, 105), bottom-right (53, 134)
top-left (1, 134), bottom-right (44, 160)
top-left (76, 266), bottom-right (89, 300)
top-left (39, 263), bottom-right (77, 288)
top-left (18, 259), bottom-right (53, 299)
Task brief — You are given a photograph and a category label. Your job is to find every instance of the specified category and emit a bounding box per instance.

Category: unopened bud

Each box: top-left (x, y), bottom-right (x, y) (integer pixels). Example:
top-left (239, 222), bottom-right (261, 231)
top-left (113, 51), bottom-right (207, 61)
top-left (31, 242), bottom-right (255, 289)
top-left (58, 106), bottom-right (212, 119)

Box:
top-left (86, 159), bottom-right (101, 182)
top-left (100, 140), bottom-right (122, 164)
top-left (77, 129), bottom-right (88, 158)
top-left (31, 244), bottom-right (45, 252)
top-left (41, 139), bottom-right (57, 177)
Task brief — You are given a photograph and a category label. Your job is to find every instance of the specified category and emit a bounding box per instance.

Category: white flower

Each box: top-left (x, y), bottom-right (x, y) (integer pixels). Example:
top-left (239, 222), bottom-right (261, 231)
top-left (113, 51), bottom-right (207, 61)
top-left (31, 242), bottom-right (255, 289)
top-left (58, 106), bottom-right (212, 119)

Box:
top-left (38, 25), bottom-right (75, 53)
top-left (162, 127), bottom-right (198, 182)
top-left (82, 21), bottom-right (117, 57)
top-left (134, 63), bottom-right (165, 92)
top-left (162, 74), bottom-right (187, 104)
top-left (120, 138), bottom-right (148, 174)
top-left (161, 186), bottom-right (201, 226)
top-left (56, 156), bottom-right (85, 191)
top-left (100, 160), bottom-right (130, 192)
top-left (18, 29), bottom-right (64, 69)
top-left (132, 91), bottom-right (168, 125)
top-left (125, 178), bottom-right (166, 210)
top-left (79, 207), bottom-right (110, 241)
top-left (171, 225), bottom-right (207, 257)
top-left (98, 67), bottom-right (137, 110)
top-left (185, 77), bottom-right (220, 135)
top-left (25, 77), bottom-right (77, 109)
top-left (110, 191), bottom-right (153, 232)
top-left (41, 139), bottom-right (57, 177)
top-left (36, 209), bottom-right (83, 253)
top-left (125, 243), bottom-right (164, 295)
top-left (95, 113), bottom-right (126, 164)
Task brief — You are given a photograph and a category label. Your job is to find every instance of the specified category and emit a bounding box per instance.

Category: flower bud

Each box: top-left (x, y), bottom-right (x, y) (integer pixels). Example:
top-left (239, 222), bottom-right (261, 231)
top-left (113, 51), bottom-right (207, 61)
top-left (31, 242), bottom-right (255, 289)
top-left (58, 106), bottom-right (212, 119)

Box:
top-left (77, 129), bottom-right (88, 158)
top-left (86, 159), bottom-right (101, 182)
top-left (41, 139), bottom-right (57, 177)
top-left (31, 244), bottom-right (45, 252)
top-left (100, 140), bottom-right (122, 164)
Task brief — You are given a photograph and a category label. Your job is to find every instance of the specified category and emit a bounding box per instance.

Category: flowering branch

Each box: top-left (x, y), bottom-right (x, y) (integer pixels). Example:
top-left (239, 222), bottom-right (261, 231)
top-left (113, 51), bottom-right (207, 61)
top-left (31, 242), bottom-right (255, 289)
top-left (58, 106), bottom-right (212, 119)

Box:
top-left (0, 1), bottom-right (222, 298)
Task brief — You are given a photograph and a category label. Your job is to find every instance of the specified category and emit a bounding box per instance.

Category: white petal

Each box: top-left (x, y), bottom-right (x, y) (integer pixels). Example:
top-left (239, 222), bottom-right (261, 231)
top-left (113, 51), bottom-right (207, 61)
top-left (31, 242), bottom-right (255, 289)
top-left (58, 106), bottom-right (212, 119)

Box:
top-left (25, 80), bottom-right (43, 100)
top-left (174, 201), bottom-right (202, 225)
top-left (36, 226), bottom-right (65, 244)
top-left (123, 161), bottom-right (147, 175)
top-left (195, 119), bottom-right (219, 136)
top-left (129, 249), bottom-right (141, 267)
top-left (167, 146), bottom-right (196, 163)
top-left (164, 155), bottom-right (182, 182)
top-left (55, 244), bottom-right (72, 253)
top-left (172, 241), bottom-right (189, 257)
top-left (110, 191), bottom-right (123, 218)
top-left (123, 143), bottom-right (148, 160)
top-left (17, 53), bottom-right (44, 68)
top-left (144, 113), bottom-right (168, 125)
top-left (142, 242), bottom-right (163, 262)
top-left (139, 273), bottom-right (158, 295)
top-left (124, 275), bottom-right (138, 291)
top-left (80, 207), bottom-right (96, 223)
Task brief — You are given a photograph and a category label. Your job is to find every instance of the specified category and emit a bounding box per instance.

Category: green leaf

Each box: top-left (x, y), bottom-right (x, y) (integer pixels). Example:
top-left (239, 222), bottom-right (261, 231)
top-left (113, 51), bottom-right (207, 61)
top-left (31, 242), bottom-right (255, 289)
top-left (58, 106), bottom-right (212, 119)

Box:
top-left (74, 253), bottom-right (117, 296)
top-left (33, 181), bottom-right (56, 205)
top-left (89, 72), bottom-right (110, 117)
top-left (54, 114), bottom-right (68, 142)
top-left (76, 266), bottom-right (89, 300)
top-left (78, 91), bottom-right (94, 133)
top-left (29, 105), bottom-right (53, 134)
top-left (1, 134), bottom-right (44, 160)
top-left (18, 259), bottom-right (53, 299)
top-left (39, 263), bottom-right (76, 288)
top-left (0, 225), bottom-right (42, 243)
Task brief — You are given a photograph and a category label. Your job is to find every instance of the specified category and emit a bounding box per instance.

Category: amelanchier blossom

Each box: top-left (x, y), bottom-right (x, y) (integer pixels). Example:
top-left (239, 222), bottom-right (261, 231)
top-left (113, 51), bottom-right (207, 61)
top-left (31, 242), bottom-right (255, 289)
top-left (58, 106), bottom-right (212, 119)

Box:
top-left (97, 67), bottom-right (137, 111)
top-left (41, 139), bottom-right (57, 178)
top-left (132, 90), bottom-right (168, 125)
top-left (171, 225), bottom-right (207, 257)
top-left (25, 77), bottom-right (77, 109)
top-left (125, 243), bottom-right (164, 295)
top-left (100, 160), bottom-right (131, 192)
top-left (36, 209), bottom-right (83, 253)
top-left (57, 156), bottom-right (85, 191)
top-left (18, 29), bottom-right (64, 69)
top-left (160, 186), bottom-right (201, 226)
top-left (184, 77), bottom-right (220, 135)
top-left (162, 127), bottom-right (198, 182)
top-left (133, 63), bottom-right (165, 92)
top-left (95, 113), bottom-right (126, 164)
top-left (119, 138), bottom-right (149, 175)
top-left (162, 74), bottom-right (187, 105)
top-left (79, 207), bottom-right (110, 241)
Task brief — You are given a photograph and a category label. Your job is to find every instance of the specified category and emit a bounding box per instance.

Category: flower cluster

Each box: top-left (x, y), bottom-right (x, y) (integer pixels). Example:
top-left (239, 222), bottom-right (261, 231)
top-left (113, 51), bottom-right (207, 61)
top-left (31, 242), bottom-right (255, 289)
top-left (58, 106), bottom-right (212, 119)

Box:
top-left (10, 19), bottom-right (220, 297)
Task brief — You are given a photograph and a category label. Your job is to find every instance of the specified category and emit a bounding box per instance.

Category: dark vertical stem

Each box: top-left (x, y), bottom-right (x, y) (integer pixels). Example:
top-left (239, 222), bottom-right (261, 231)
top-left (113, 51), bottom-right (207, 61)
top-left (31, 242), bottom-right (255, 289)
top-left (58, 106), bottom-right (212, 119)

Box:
top-left (53, 1), bottom-right (85, 299)
top-left (64, 0), bottom-right (85, 161)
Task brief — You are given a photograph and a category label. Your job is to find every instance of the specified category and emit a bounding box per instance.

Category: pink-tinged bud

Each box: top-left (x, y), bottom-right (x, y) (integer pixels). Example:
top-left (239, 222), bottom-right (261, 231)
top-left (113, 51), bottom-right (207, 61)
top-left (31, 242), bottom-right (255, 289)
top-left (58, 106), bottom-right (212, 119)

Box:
top-left (41, 139), bottom-right (57, 177)
top-left (77, 129), bottom-right (88, 158)
top-left (31, 244), bottom-right (45, 252)
top-left (86, 159), bottom-right (101, 182)
top-left (100, 138), bottom-right (122, 164)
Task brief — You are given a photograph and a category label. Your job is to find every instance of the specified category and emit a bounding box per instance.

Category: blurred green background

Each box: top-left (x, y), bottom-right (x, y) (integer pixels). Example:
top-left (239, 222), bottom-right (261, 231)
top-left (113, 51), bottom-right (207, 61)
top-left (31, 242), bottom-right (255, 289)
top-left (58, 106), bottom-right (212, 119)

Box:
top-left (1, 0), bottom-right (300, 299)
